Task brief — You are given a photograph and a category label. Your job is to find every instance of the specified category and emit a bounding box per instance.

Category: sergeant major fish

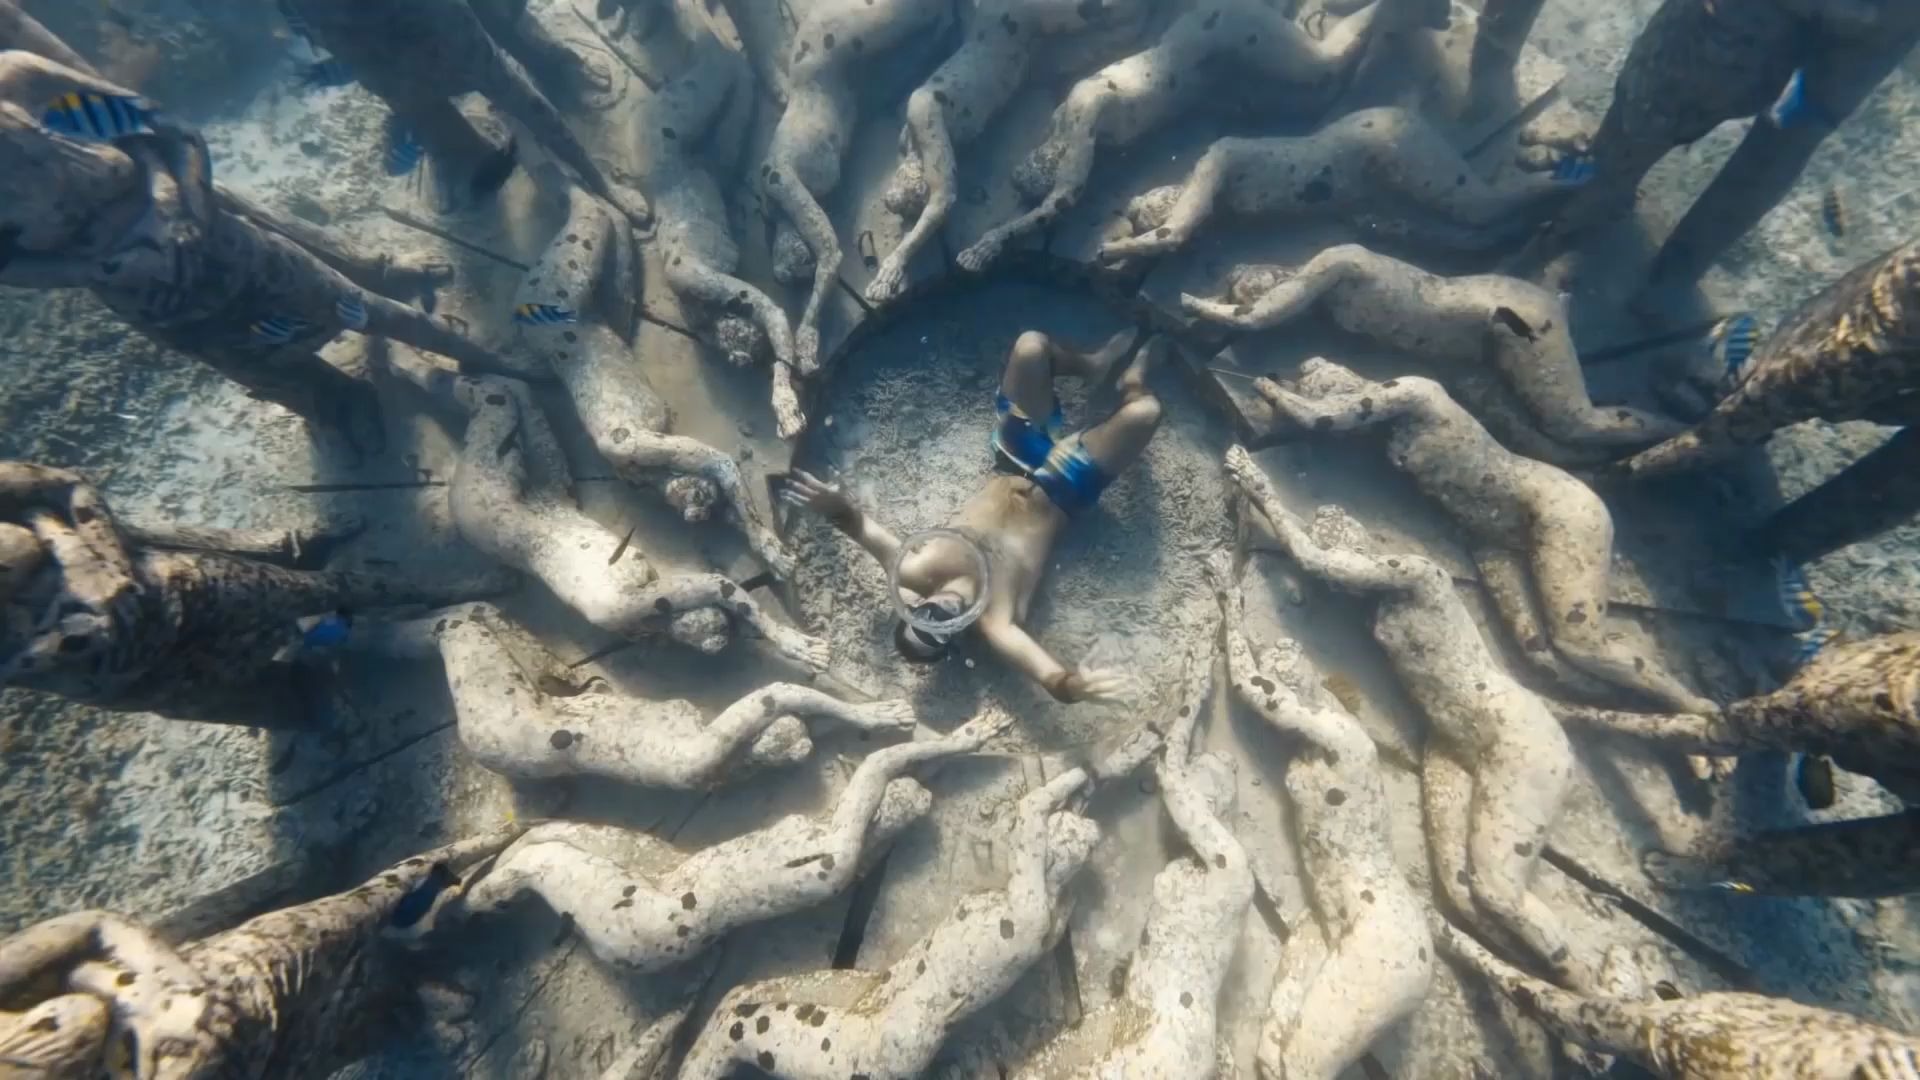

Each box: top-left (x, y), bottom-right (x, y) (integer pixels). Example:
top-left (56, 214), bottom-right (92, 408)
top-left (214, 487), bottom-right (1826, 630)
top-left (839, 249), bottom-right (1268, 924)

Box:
top-left (513, 303), bottom-right (577, 326)
top-left (41, 91), bottom-right (154, 141)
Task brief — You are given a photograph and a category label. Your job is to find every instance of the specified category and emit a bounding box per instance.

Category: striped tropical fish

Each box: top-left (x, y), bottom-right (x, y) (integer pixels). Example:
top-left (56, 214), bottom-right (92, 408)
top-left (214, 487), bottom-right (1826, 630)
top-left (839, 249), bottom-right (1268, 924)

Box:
top-left (41, 92), bottom-right (154, 141)
top-left (513, 303), bottom-right (577, 326)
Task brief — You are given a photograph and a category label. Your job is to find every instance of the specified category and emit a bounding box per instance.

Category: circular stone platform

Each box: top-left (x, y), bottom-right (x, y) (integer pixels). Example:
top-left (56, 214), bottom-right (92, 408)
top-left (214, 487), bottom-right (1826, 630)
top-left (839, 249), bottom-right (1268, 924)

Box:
top-left (788, 274), bottom-right (1234, 753)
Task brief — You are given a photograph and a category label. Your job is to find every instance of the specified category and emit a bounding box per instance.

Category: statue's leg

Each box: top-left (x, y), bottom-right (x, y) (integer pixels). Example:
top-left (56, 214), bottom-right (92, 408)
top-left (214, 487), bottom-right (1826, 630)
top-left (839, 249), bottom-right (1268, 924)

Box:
top-left (1642, 18), bottom-right (1920, 295)
top-left (1754, 426), bottom-right (1920, 564)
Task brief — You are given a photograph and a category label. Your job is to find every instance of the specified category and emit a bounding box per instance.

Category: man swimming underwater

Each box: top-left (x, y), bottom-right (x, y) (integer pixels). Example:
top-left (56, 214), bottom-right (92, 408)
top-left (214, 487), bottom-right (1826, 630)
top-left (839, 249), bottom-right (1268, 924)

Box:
top-left (783, 328), bottom-right (1160, 703)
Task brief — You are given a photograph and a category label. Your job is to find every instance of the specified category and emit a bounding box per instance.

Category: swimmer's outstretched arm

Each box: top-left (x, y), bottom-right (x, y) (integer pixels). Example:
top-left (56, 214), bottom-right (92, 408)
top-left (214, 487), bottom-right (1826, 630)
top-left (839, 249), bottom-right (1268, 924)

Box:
top-left (779, 469), bottom-right (903, 567)
top-left (979, 616), bottom-right (1123, 704)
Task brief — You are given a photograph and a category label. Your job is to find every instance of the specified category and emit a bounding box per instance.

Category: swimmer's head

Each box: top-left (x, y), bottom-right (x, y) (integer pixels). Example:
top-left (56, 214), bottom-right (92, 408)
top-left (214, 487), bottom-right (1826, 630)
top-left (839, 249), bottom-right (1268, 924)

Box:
top-left (1043, 812), bottom-right (1100, 892)
top-left (893, 590), bottom-right (969, 663)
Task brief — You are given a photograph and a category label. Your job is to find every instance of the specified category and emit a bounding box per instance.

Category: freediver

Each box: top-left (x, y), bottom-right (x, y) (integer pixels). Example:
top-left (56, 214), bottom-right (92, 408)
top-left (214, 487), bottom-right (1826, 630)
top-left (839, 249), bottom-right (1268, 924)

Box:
top-left (781, 328), bottom-right (1159, 703)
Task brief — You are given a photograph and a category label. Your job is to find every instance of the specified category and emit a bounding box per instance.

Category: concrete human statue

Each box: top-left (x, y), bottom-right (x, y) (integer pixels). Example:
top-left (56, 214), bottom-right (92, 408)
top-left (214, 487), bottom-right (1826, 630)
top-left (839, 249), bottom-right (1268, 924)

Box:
top-left (345, 600), bottom-right (913, 789)
top-left (1245, 360), bottom-right (1718, 720)
top-left (1208, 550), bottom-right (1433, 1080)
top-left (1178, 243), bottom-right (1685, 459)
top-left (750, 0), bottom-right (952, 373)
top-left (1098, 108), bottom-right (1577, 263)
top-left (374, 351), bottom-right (823, 667)
top-left (1225, 447), bottom-right (1597, 997)
top-left (1009, 648), bottom-right (1254, 1079)
top-left (673, 729), bottom-right (1160, 1079)
top-left (1433, 910), bottom-right (1920, 1079)
top-left (0, 460), bottom-right (513, 727)
top-left (621, 0), bottom-right (808, 437)
top-left (0, 38), bottom-right (506, 460)
top-left (781, 329), bottom-right (1160, 702)
top-left (0, 827), bottom-right (524, 1079)
top-left (455, 710), bottom-right (1012, 974)
top-left (282, 0), bottom-right (650, 223)
top-left (512, 178), bottom-right (795, 572)
top-left (955, 0), bottom-right (1392, 274)
top-left (868, 0), bottom-right (1149, 304)
top-left (1506, 0), bottom-right (1886, 276)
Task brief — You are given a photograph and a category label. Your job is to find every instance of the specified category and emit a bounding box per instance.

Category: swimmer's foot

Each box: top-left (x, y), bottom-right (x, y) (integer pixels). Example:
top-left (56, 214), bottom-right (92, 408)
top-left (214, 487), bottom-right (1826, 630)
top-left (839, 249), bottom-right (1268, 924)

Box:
top-left (1113, 334), bottom-right (1164, 399)
top-left (1085, 326), bottom-right (1142, 381)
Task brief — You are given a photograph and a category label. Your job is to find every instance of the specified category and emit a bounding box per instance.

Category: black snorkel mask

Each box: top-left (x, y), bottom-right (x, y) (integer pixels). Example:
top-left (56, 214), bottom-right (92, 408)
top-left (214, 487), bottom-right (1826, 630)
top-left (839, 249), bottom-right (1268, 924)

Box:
top-left (900, 592), bottom-right (967, 659)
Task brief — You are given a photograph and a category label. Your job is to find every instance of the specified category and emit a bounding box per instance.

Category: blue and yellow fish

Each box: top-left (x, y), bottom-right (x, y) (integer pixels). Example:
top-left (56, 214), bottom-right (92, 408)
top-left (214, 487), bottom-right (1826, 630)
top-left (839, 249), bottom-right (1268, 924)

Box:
top-left (1551, 154), bottom-right (1596, 186)
top-left (1774, 557), bottom-right (1840, 665)
top-left (250, 315), bottom-right (312, 347)
top-left (41, 91), bottom-right (155, 141)
top-left (513, 303), bottom-right (577, 326)
top-left (384, 114), bottom-right (424, 177)
top-left (336, 292), bottom-right (369, 331)
top-left (1774, 558), bottom-right (1822, 631)
top-left (1709, 312), bottom-right (1758, 379)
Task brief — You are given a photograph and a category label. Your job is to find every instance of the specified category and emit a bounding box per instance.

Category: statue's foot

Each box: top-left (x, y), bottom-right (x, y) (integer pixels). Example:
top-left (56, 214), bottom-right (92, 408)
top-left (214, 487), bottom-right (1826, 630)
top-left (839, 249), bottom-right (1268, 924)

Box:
top-left (945, 706), bottom-right (1017, 750)
top-left (772, 364), bottom-right (807, 440)
top-left (866, 256), bottom-right (911, 305)
top-left (839, 699), bottom-right (919, 734)
top-left (955, 233), bottom-right (1004, 274)
top-left (608, 182), bottom-right (652, 229)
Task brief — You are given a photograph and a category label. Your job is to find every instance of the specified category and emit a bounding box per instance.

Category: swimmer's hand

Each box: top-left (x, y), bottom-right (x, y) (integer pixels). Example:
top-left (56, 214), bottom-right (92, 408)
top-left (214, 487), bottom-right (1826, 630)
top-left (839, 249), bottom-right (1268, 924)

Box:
top-left (1046, 667), bottom-right (1127, 705)
top-left (779, 469), bottom-right (859, 530)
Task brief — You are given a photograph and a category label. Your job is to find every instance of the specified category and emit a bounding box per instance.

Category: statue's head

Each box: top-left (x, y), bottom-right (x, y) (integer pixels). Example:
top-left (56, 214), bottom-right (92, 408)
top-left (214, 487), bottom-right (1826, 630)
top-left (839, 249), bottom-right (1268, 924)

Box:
top-left (1123, 185), bottom-right (1181, 233)
top-left (1293, 356), bottom-right (1370, 398)
top-left (1307, 503), bottom-right (1375, 557)
top-left (770, 225), bottom-right (815, 287)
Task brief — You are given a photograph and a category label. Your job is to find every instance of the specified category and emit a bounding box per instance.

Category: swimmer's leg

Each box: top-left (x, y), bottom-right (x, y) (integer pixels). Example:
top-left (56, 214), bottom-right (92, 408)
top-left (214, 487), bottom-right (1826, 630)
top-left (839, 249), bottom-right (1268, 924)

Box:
top-left (1074, 377), bottom-right (1164, 482)
top-left (997, 328), bottom-right (1138, 420)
